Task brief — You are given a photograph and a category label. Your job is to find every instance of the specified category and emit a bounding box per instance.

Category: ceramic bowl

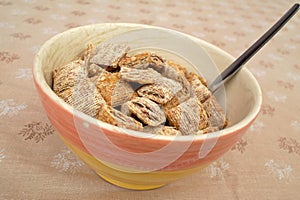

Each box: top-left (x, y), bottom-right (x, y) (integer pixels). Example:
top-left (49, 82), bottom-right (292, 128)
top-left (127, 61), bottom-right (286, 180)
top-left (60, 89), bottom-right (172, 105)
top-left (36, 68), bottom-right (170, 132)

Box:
top-left (33, 23), bottom-right (262, 190)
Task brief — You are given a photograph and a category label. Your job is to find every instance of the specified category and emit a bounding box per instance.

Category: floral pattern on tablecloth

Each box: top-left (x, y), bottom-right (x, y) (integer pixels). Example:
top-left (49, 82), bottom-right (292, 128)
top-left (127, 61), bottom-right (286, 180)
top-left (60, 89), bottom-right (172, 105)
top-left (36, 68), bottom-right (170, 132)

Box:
top-left (0, 148), bottom-right (5, 162)
top-left (206, 158), bottom-right (230, 179)
top-left (0, 99), bottom-right (27, 117)
top-left (265, 160), bottom-right (293, 181)
top-left (18, 121), bottom-right (55, 143)
top-left (50, 148), bottom-right (84, 174)
top-left (0, 0), bottom-right (299, 199)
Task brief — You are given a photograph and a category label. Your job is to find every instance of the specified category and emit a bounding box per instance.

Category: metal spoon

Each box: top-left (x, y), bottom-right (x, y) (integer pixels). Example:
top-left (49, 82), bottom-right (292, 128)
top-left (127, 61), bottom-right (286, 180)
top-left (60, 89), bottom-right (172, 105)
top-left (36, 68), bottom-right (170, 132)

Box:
top-left (208, 3), bottom-right (300, 93)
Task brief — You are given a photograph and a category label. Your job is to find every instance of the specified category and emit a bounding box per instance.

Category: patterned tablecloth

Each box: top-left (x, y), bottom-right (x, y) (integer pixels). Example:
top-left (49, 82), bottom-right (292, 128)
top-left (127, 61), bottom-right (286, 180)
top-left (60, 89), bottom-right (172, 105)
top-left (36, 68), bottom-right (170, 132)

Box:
top-left (1, 0), bottom-right (299, 199)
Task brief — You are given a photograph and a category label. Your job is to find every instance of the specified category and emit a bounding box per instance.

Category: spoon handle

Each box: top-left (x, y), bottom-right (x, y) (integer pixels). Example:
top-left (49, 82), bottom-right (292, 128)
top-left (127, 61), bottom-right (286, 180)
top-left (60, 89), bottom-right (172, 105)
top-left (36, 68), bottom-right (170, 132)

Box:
top-left (209, 3), bottom-right (299, 93)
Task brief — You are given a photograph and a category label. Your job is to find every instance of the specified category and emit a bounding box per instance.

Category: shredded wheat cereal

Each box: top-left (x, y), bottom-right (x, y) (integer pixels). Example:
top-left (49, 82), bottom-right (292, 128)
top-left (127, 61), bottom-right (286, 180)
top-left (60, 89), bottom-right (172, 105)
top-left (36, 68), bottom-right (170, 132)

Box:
top-left (52, 43), bottom-right (228, 135)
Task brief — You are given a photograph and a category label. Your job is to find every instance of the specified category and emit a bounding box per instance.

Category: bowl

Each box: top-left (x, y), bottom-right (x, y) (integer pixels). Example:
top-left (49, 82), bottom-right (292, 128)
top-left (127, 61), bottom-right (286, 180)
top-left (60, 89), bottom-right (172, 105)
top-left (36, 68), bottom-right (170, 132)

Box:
top-left (33, 23), bottom-right (262, 190)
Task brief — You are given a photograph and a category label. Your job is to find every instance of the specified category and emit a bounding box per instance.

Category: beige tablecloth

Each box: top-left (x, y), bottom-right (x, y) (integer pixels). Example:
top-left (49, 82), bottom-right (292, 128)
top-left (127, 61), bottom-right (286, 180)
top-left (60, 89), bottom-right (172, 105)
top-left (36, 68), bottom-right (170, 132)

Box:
top-left (1, 0), bottom-right (299, 199)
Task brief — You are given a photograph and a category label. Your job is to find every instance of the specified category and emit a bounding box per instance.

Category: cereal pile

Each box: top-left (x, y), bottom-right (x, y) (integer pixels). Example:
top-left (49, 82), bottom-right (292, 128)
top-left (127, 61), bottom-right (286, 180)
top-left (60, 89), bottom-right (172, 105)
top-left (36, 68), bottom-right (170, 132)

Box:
top-left (52, 43), bottom-right (228, 135)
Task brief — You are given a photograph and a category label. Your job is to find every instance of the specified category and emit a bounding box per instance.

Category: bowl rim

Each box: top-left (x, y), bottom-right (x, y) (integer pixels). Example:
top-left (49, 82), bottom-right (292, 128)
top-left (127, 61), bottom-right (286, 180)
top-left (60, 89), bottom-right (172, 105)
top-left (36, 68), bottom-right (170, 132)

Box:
top-left (33, 23), bottom-right (262, 142)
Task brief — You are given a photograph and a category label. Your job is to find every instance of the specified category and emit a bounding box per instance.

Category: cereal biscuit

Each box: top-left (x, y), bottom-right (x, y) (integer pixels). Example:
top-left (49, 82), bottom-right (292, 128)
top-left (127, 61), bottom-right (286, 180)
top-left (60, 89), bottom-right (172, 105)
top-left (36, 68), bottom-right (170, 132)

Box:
top-left (89, 43), bottom-right (130, 68)
top-left (52, 59), bottom-right (85, 93)
top-left (87, 63), bottom-right (106, 78)
top-left (127, 97), bottom-right (166, 126)
top-left (143, 125), bottom-right (181, 136)
top-left (96, 72), bottom-right (134, 107)
top-left (165, 60), bottom-right (187, 76)
top-left (120, 67), bottom-right (162, 84)
top-left (195, 126), bottom-right (219, 135)
top-left (158, 126), bottom-right (182, 136)
top-left (188, 72), bottom-right (211, 103)
top-left (162, 64), bottom-right (191, 109)
top-left (111, 80), bottom-right (135, 107)
top-left (137, 77), bottom-right (182, 104)
top-left (97, 105), bottom-right (143, 131)
top-left (58, 78), bottom-right (106, 118)
top-left (165, 96), bottom-right (209, 135)
top-left (142, 125), bottom-right (164, 134)
top-left (118, 52), bottom-right (165, 71)
top-left (203, 96), bottom-right (227, 129)
top-left (120, 101), bottom-right (131, 116)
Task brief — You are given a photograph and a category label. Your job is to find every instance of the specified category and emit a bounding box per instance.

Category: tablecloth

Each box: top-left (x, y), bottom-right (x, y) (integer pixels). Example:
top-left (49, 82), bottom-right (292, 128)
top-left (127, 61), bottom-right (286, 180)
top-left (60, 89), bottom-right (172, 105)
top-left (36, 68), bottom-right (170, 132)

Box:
top-left (0, 0), bottom-right (299, 199)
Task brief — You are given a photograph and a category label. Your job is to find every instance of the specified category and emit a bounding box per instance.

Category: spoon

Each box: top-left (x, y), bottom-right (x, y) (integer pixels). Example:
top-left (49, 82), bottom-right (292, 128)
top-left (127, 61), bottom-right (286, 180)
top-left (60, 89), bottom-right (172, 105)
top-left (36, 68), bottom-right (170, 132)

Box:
top-left (208, 3), bottom-right (300, 93)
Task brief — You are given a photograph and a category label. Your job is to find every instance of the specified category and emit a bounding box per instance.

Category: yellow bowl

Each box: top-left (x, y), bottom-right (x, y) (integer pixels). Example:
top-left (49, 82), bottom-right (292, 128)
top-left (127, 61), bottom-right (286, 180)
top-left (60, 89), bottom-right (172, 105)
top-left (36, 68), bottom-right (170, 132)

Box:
top-left (33, 23), bottom-right (262, 190)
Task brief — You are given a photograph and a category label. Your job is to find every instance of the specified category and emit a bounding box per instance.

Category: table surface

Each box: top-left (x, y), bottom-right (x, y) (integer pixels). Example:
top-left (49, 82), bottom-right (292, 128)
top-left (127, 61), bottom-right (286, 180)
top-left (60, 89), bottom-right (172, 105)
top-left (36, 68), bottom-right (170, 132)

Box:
top-left (1, 0), bottom-right (299, 199)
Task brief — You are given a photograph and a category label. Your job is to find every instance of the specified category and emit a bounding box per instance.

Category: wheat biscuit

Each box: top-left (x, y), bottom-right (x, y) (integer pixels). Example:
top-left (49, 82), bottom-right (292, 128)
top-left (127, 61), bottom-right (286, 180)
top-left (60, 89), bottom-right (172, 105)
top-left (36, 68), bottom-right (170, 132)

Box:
top-left (143, 125), bottom-right (181, 136)
top-left (165, 60), bottom-right (187, 76)
top-left (87, 63), bottom-right (106, 78)
top-left (96, 72), bottom-right (134, 107)
top-left (118, 52), bottom-right (165, 71)
top-left (162, 64), bottom-right (191, 109)
top-left (120, 67), bottom-right (162, 84)
top-left (89, 43), bottom-right (129, 68)
top-left (195, 126), bottom-right (219, 135)
top-left (137, 77), bottom-right (182, 104)
top-left (97, 105), bottom-right (143, 131)
top-left (52, 59), bottom-right (85, 93)
top-left (127, 97), bottom-right (166, 126)
top-left (203, 96), bottom-right (227, 129)
top-left (158, 126), bottom-right (182, 136)
top-left (58, 78), bottom-right (106, 118)
top-left (188, 72), bottom-right (211, 103)
top-left (165, 96), bottom-right (209, 135)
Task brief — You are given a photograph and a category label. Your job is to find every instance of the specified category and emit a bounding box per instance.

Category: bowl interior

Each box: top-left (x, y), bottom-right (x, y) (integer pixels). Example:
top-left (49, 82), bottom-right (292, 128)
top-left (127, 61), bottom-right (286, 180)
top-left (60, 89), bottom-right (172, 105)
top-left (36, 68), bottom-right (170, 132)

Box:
top-left (34, 23), bottom-right (262, 139)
